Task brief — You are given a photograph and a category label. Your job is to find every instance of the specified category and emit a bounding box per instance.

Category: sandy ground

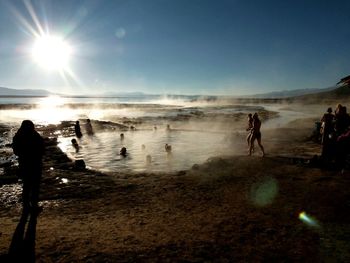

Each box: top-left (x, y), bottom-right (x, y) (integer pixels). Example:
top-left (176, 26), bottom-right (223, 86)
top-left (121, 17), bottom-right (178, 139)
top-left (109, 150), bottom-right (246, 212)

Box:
top-left (1, 114), bottom-right (350, 262)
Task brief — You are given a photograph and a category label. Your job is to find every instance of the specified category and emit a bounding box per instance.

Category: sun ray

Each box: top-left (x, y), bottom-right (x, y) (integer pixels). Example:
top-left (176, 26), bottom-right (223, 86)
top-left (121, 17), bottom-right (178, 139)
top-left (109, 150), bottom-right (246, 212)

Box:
top-left (8, 4), bottom-right (40, 37)
top-left (23, 0), bottom-right (45, 35)
top-left (64, 67), bottom-right (85, 88)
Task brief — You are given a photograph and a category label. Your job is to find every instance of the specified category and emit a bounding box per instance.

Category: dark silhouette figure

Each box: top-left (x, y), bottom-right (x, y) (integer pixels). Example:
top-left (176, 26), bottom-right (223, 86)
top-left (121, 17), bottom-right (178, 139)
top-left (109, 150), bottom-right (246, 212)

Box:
top-left (320, 107), bottom-right (335, 158)
top-left (120, 147), bottom-right (127, 157)
top-left (71, 138), bottom-right (79, 152)
top-left (249, 113), bottom-right (265, 156)
top-left (246, 113), bottom-right (254, 151)
top-left (85, 119), bottom-right (94, 135)
top-left (7, 209), bottom-right (38, 263)
top-left (335, 129), bottom-right (350, 169)
top-left (74, 120), bottom-right (82, 138)
top-left (335, 104), bottom-right (350, 136)
top-left (120, 133), bottom-right (124, 140)
top-left (165, 143), bottom-right (172, 153)
top-left (12, 120), bottom-right (44, 214)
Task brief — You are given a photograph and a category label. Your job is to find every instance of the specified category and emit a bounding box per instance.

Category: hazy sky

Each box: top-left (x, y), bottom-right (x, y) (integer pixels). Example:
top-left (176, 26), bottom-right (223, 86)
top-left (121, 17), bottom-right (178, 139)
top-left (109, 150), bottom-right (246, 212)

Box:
top-left (0, 0), bottom-right (349, 95)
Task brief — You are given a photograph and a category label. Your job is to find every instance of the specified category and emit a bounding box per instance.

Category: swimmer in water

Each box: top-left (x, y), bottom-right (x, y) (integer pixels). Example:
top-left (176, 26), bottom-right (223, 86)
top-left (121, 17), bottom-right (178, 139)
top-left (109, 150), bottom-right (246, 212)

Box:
top-left (71, 138), bottom-right (80, 152)
top-left (120, 147), bottom-right (127, 157)
top-left (165, 143), bottom-right (172, 153)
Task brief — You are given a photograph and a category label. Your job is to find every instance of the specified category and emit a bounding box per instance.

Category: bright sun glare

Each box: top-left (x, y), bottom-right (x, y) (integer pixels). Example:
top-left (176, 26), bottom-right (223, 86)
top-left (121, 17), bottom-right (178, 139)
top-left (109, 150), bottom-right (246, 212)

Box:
top-left (32, 35), bottom-right (72, 70)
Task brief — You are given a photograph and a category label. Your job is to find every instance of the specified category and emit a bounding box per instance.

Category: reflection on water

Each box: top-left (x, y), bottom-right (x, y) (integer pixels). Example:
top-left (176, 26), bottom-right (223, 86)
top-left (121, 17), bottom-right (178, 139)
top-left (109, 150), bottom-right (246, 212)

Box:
top-left (58, 129), bottom-right (235, 172)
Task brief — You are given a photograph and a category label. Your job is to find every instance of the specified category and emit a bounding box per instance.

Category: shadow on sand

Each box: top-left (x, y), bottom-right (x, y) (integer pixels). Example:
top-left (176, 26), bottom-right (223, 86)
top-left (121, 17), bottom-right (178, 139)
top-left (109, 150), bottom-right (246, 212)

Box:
top-left (0, 209), bottom-right (38, 263)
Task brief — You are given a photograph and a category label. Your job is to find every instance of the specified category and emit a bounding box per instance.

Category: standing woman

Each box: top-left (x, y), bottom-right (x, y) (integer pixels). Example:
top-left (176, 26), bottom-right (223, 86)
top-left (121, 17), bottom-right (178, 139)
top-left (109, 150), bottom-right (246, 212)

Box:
top-left (249, 113), bottom-right (265, 157)
top-left (246, 113), bottom-right (254, 151)
top-left (12, 120), bottom-right (45, 214)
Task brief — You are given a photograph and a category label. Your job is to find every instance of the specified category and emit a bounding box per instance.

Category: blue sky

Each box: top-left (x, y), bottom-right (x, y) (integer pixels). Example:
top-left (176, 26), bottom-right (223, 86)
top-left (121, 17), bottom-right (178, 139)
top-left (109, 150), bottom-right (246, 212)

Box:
top-left (0, 0), bottom-right (349, 95)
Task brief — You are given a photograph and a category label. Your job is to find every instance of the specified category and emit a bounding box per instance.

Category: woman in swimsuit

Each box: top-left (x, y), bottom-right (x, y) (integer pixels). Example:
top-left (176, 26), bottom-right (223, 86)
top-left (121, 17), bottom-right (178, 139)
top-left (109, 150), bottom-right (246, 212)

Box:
top-left (249, 113), bottom-right (265, 157)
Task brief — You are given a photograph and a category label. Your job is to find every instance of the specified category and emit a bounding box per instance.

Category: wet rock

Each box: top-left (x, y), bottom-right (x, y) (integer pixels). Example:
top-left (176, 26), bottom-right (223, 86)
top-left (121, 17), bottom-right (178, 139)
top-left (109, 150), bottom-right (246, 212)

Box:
top-left (75, 160), bottom-right (86, 170)
top-left (192, 164), bottom-right (200, 170)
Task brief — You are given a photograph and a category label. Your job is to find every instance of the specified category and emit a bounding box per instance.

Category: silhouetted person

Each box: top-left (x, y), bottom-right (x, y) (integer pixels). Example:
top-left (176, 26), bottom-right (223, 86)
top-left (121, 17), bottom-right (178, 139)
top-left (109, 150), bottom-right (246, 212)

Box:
top-left (335, 128), bottom-right (350, 169)
top-left (12, 120), bottom-right (44, 214)
top-left (335, 105), bottom-right (350, 136)
top-left (120, 133), bottom-right (124, 140)
top-left (120, 147), bottom-right (127, 157)
top-left (320, 107), bottom-right (335, 158)
top-left (246, 113), bottom-right (254, 151)
top-left (74, 120), bottom-right (82, 138)
top-left (249, 113), bottom-right (265, 156)
top-left (85, 119), bottom-right (94, 135)
top-left (71, 138), bottom-right (79, 152)
top-left (165, 143), bottom-right (172, 153)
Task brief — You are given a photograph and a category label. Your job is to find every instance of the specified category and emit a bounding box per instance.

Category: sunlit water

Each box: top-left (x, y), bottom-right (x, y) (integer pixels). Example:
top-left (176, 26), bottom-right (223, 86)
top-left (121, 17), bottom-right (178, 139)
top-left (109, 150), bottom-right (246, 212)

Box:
top-left (58, 129), bottom-right (236, 173)
top-left (1, 95), bottom-right (317, 173)
top-left (0, 96), bottom-right (164, 125)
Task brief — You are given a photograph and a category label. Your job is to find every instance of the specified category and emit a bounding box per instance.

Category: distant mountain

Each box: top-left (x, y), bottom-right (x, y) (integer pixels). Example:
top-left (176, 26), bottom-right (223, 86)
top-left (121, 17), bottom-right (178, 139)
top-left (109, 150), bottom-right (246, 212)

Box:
top-left (0, 87), bottom-right (53, 96)
top-left (245, 86), bottom-right (336, 99)
top-left (291, 84), bottom-right (350, 102)
top-left (102, 91), bottom-right (146, 97)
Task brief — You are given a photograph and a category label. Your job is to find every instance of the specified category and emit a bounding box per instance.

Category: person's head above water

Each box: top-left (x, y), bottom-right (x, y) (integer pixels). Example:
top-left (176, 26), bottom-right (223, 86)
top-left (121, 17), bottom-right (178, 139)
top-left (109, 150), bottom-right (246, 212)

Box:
top-left (120, 147), bottom-right (127, 156)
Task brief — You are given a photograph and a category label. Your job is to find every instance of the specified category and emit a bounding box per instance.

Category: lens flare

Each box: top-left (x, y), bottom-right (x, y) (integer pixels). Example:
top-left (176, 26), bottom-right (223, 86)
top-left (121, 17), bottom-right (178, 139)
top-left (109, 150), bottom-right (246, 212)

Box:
top-left (299, 211), bottom-right (320, 228)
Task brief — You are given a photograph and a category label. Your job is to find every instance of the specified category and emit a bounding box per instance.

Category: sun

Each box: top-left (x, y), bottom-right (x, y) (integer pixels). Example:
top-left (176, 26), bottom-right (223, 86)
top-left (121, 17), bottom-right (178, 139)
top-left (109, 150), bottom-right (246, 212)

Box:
top-left (31, 34), bottom-right (72, 71)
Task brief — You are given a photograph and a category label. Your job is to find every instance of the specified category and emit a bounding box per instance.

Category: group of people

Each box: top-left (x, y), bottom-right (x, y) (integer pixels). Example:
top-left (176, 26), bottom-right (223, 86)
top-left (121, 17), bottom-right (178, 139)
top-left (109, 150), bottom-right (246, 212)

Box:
top-left (74, 119), bottom-right (93, 138)
top-left (246, 113), bottom-right (265, 157)
top-left (320, 103), bottom-right (350, 166)
top-left (11, 119), bottom-right (94, 215)
top-left (13, 114), bottom-right (266, 215)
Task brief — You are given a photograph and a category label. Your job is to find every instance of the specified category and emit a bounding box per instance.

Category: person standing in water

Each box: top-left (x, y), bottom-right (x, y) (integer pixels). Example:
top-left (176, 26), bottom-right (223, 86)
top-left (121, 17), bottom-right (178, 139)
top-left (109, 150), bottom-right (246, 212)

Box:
top-left (74, 120), bottom-right (82, 138)
top-left (85, 119), bottom-right (94, 135)
top-left (12, 120), bottom-right (45, 214)
top-left (249, 113), bottom-right (265, 157)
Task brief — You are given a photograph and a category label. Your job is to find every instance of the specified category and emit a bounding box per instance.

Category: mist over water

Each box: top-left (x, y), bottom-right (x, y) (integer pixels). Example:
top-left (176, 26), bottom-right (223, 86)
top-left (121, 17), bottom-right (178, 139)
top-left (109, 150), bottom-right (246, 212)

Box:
top-left (1, 95), bottom-right (321, 172)
top-left (58, 129), bottom-right (236, 173)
